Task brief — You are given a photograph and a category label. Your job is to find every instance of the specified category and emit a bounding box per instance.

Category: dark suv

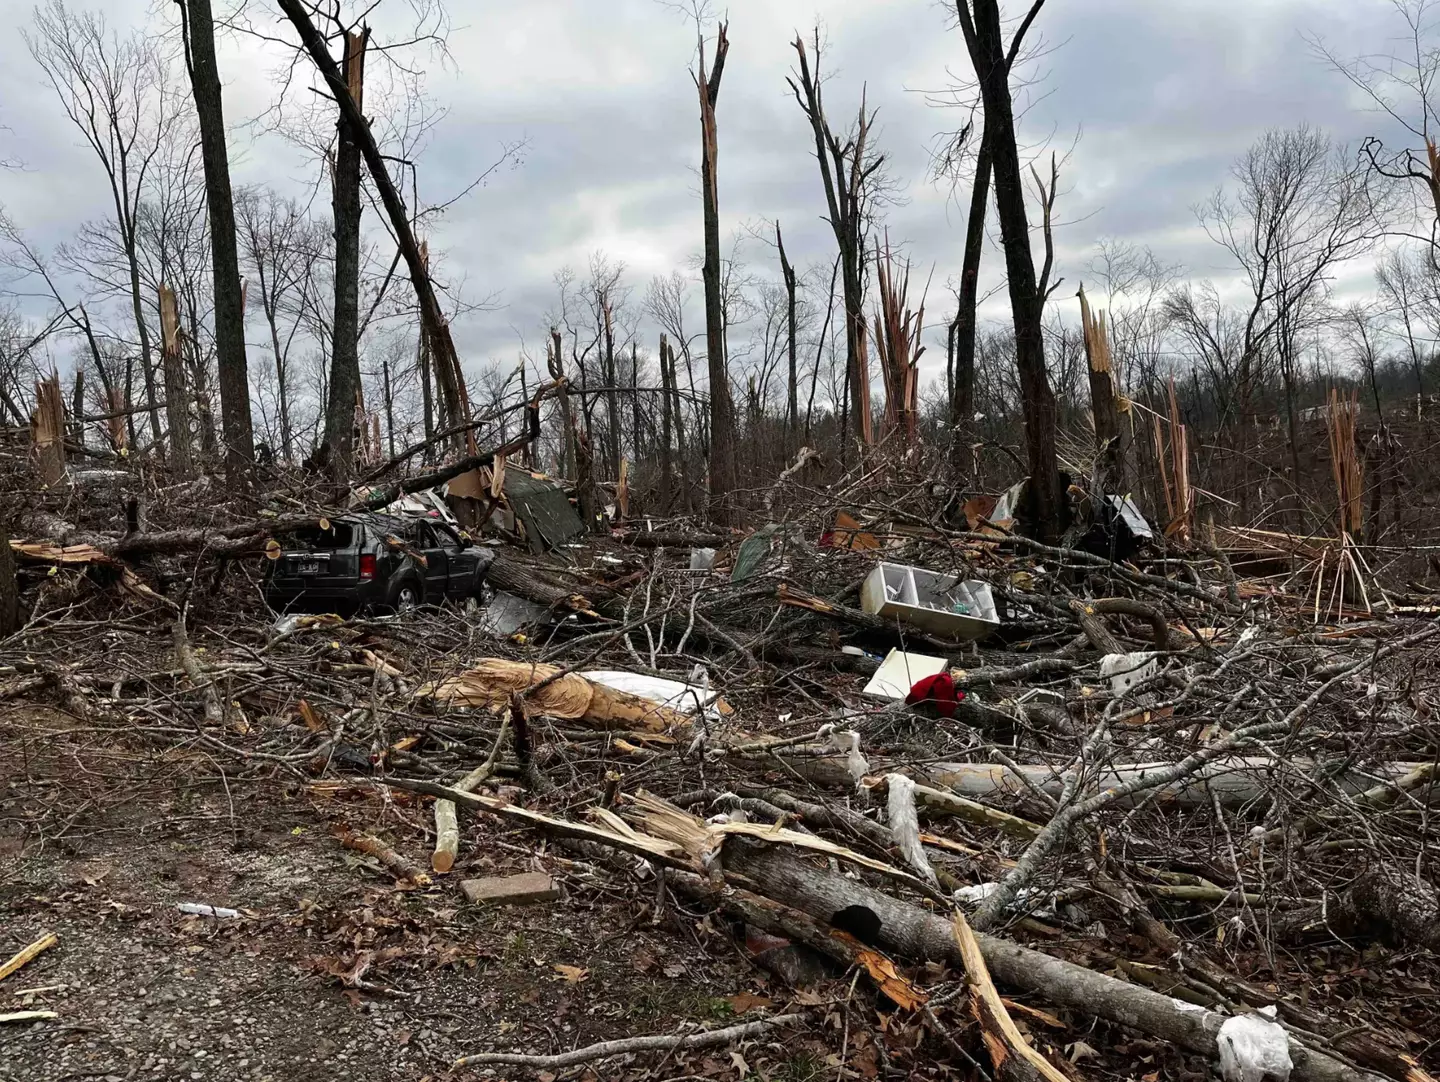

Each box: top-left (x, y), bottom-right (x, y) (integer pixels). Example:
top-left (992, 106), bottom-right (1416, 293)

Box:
top-left (264, 513), bottom-right (494, 615)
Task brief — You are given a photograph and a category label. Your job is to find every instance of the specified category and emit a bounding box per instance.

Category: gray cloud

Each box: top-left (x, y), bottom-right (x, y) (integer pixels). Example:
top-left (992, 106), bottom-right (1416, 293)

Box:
top-left (0, 0), bottom-right (1421, 391)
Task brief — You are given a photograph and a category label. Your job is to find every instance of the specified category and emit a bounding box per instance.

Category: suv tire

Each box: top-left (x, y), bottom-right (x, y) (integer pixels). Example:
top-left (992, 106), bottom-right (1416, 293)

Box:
top-left (385, 574), bottom-right (423, 614)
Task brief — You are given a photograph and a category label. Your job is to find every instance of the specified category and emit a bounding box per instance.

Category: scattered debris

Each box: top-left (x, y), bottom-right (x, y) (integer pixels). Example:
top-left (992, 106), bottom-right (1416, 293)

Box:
top-left (175, 903), bottom-right (241, 919)
top-left (862, 648), bottom-right (948, 701)
top-left (860, 561), bottom-right (999, 639)
top-left (1218, 1007), bottom-right (1293, 1082)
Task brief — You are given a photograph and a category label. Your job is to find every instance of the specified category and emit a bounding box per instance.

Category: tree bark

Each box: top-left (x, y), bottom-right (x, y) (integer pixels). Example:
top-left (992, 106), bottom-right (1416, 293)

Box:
top-left (548, 327), bottom-right (577, 481)
top-left (698, 23), bottom-right (739, 525)
top-left (182, 0), bottom-right (254, 485)
top-left (0, 520), bottom-right (18, 636)
top-left (321, 29), bottom-right (369, 484)
top-left (957, 0), bottom-right (1065, 541)
top-left (949, 125), bottom-right (988, 477)
top-left (600, 292), bottom-right (621, 481)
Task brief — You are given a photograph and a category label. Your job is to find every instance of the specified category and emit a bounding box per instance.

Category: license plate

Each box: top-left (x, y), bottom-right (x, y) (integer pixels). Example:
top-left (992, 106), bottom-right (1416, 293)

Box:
top-left (296, 560), bottom-right (320, 575)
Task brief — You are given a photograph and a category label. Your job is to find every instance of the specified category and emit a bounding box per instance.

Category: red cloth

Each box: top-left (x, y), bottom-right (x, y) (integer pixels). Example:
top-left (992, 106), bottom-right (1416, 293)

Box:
top-left (905, 672), bottom-right (964, 718)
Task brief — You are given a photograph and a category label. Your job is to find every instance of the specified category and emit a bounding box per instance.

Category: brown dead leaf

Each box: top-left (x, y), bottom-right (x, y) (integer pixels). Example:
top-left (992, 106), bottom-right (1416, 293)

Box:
top-left (852, 1042), bottom-right (880, 1079)
top-left (728, 991), bottom-right (774, 1014)
top-left (730, 1050), bottom-right (749, 1076)
top-left (553, 964), bottom-right (589, 984)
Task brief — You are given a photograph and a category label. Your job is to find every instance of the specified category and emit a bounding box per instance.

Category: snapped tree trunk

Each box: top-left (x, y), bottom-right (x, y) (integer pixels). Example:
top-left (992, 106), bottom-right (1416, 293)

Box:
top-left (659, 334), bottom-right (675, 513)
top-left (322, 29), bottom-right (369, 484)
top-left (183, 0), bottom-right (254, 485)
top-left (777, 222), bottom-right (799, 444)
top-left (958, 0), bottom-right (1065, 541)
top-left (277, 0), bottom-right (468, 438)
top-left (698, 23), bottom-right (739, 525)
top-left (548, 327), bottom-right (577, 481)
top-left (601, 292), bottom-right (621, 481)
top-left (158, 285), bottom-right (192, 475)
top-left (1078, 285), bottom-right (1125, 493)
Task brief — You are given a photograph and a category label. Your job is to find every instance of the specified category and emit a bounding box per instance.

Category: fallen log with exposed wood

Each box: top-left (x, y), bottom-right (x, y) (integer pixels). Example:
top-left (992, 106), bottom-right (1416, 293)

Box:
top-left (723, 842), bottom-right (1387, 1082)
top-left (485, 550), bottom-right (610, 615)
top-left (334, 825), bottom-right (432, 887)
top-left (391, 778), bottom-right (1396, 1082)
top-left (929, 757), bottom-right (1430, 810)
top-left (420, 658), bottom-right (693, 732)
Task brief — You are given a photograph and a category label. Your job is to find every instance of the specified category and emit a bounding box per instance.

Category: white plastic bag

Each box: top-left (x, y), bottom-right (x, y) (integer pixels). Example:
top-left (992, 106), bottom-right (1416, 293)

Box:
top-left (1217, 1007), bottom-right (1292, 1082)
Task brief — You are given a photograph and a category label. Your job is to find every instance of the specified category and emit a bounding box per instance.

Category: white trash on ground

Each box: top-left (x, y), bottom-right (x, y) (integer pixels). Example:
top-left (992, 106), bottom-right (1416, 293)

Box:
top-left (862, 649), bottom-right (948, 702)
top-left (1217, 1007), bottom-right (1292, 1082)
top-left (1099, 651), bottom-right (1159, 696)
top-left (583, 670), bottom-right (720, 717)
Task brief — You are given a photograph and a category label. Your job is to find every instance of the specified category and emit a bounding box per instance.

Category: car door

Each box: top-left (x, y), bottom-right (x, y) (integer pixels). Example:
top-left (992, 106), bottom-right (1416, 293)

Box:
top-left (415, 522), bottom-right (450, 601)
top-left (431, 522), bottom-right (480, 599)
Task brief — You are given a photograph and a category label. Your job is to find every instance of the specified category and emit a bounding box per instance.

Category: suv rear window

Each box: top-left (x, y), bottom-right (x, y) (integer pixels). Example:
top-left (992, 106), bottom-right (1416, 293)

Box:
top-left (285, 524), bottom-right (356, 550)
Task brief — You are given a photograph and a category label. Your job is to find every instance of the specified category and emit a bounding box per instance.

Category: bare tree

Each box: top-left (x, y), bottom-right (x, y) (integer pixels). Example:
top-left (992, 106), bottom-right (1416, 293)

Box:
top-left (1313, 0), bottom-right (1440, 264)
top-left (1376, 247), bottom-right (1433, 399)
top-left (788, 29), bottom-right (888, 449)
top-left (237, 188), bottom-right (319, 462)
top-left (26, 0), bottom-right (186, 451)
top-left (1197, 126), bottom-right (1379, 510)
top-left (955, 0), bottom-right (1066, 540)
top-left (318, 26), bottom-right (370, 481)
top-left (937, 0), bottom-right (1046, 476)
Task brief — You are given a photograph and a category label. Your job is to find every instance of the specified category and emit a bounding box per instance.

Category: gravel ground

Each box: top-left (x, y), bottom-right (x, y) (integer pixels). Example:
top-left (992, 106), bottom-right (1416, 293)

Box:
top-left (0, 707), bottom-right (798, 1082)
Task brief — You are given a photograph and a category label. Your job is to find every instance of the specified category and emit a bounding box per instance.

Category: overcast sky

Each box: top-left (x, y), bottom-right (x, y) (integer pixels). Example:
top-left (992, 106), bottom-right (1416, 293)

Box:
top-left (0, 0), bottom-right (1420, 387)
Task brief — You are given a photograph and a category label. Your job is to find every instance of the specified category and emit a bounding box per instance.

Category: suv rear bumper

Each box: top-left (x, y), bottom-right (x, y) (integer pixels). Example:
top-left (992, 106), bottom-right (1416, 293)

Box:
top-left (265, 577), bottom-right (388, 614)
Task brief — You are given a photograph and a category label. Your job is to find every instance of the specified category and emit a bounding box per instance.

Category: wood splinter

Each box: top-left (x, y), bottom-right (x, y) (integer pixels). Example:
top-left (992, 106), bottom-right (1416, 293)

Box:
top-left (0, 933), bottom-right (58, 984)
top-left (335, 825), bottom-right (431, 887)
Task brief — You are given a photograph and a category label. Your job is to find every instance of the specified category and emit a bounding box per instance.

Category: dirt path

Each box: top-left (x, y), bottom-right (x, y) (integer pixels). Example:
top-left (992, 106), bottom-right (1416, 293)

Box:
top-left (0, 707), bottom-right (822, 1082)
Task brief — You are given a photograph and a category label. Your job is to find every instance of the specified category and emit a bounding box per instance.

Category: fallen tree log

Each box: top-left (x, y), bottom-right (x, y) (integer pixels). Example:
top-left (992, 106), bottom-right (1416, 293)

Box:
top-left (392, 780), bottom-right (1398, 1082)
top-left (929, 758), bottom-right (1429, 811)
top-left (420, 658), bottom-right (692, 732)
top-left (723, 842), bottom-right (1388, 1082)
top-left (486, 550), bottom-right (610, 614)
